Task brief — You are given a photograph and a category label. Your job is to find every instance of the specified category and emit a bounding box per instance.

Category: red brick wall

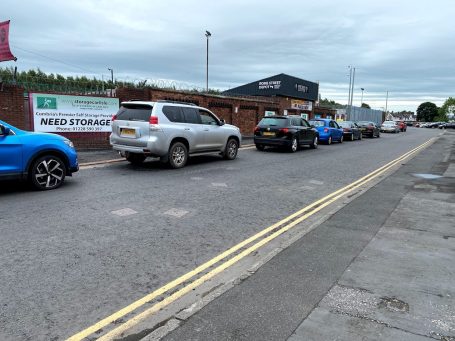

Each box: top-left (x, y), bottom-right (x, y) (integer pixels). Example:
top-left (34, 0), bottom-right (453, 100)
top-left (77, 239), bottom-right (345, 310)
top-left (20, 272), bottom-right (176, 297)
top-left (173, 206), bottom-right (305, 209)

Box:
top-left (1, 85), bottom-right (318, 150)
top-left (0, 85), bottom-right (25, 128)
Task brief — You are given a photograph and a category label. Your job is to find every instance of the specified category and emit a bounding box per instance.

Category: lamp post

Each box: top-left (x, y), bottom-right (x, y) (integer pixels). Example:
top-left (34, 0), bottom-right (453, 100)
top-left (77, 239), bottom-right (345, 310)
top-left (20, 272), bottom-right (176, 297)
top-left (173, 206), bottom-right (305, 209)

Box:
top-left (205, 30), bottom-right (211, 93)
top-left (108, 68), bottom-right (114, 97)
top-left (385, 91), bottom-right (389, 117)
top-left (347, 66), bottom-right (352, 117)
top-left (360, 87), bottom-right (364, 106)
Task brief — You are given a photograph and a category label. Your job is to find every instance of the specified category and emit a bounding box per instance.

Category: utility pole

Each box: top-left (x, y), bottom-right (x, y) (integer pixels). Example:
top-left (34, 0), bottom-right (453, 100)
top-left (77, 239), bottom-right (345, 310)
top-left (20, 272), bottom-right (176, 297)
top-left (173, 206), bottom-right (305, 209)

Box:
top-left (347, 66), bottom-right (352, 118)
top-left (108, 68), bottom-right (114, 97)
top-left (205, 31), bottom-right (211, 93)
top-left (385, 91), bottom-right (389, 118)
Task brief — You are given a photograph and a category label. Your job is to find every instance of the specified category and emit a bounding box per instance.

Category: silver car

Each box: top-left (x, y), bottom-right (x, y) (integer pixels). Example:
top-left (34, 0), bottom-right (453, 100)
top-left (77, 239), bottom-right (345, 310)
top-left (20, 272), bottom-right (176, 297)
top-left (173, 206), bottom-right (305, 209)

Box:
top-left (110, 100), bottom-right (242, 168)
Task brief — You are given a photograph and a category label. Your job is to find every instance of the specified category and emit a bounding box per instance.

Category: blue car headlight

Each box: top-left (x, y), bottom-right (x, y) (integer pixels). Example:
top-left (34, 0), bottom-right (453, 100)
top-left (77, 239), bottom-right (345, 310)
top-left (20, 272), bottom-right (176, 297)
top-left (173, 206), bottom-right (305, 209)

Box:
top-left (63, 139), bottom-right (75, 149)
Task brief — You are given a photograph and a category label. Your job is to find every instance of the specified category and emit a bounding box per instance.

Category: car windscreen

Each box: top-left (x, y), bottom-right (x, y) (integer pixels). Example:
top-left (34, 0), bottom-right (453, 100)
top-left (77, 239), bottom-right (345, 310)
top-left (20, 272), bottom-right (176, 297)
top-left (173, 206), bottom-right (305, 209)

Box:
top-left (258, 117), bottom-right (288, 127)
top-left (383, 122), bottom-right (396, 126)
top-left (338, 122), bottom-right (351, 128)
top-left (357, 121), bottom-right (372, 126)
top-left (116, 105), bottom-right (153, 121)
top-left (309, 120), bottom-right (325, 127)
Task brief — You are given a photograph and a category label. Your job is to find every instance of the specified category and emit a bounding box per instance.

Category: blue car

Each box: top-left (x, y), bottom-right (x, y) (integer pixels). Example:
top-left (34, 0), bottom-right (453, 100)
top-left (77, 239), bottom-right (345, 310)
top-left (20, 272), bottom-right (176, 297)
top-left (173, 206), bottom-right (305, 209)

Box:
top-left (0, 120), bottom-right (78, 190)
top-left (308, 118), bottom-right (344, 144)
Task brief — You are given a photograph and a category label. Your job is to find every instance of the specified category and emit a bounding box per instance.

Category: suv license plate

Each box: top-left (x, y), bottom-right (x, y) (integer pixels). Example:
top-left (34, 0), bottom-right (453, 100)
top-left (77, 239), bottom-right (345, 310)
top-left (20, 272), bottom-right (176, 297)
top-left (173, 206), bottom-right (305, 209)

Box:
top-left (120, 128), bottom-right (136, 137)
top-left (263, 132), bottom-right (275, 136)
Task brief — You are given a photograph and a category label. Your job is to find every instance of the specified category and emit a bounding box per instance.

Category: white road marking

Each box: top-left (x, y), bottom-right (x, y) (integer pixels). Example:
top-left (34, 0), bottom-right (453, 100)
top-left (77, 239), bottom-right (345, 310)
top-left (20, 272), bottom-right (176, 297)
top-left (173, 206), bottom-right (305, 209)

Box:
top-left (164, 208), bottom-right (189, 218)
top-left (309, 180), bottom-right (324, 185)
top-left (111, 208), bottom-right (138, 216)
top-left (211, 182), bottom-right (228, 187)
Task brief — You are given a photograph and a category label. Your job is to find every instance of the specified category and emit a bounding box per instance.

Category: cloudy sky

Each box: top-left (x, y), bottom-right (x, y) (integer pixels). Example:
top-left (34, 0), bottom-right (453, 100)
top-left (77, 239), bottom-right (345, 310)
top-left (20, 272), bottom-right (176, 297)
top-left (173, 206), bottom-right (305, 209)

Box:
top-left (1, 0), bottom-right (454, 111)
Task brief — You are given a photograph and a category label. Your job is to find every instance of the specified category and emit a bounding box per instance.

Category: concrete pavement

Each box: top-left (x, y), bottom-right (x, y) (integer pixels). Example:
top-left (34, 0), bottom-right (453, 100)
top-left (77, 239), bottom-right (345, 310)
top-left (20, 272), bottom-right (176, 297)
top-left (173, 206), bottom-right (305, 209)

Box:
top-left (157, 131), bottom-right (455, 340)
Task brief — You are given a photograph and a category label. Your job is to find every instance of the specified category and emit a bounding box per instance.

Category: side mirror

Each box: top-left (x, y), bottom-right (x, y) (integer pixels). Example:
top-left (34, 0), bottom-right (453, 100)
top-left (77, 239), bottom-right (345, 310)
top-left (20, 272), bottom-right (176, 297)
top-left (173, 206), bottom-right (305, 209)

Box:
top-left (0, 124), bottom-right (10, 136)
top-left (310, 124), bottom-right (315, 128)
top-left (219, 119), bottom-right (225, 126)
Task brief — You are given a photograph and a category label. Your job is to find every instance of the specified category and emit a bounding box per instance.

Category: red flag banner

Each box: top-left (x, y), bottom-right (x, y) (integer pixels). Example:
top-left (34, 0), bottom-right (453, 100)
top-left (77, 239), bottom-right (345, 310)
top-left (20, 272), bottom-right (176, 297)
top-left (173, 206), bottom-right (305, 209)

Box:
top-left (0, 20), bottom-right (17, 62)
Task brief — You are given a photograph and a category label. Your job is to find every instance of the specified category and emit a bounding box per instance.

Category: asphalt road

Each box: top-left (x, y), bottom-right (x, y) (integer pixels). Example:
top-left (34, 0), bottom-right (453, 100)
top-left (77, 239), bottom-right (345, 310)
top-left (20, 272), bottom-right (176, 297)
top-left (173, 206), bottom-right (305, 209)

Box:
top-left (0, 128), bottom-right (440, 340)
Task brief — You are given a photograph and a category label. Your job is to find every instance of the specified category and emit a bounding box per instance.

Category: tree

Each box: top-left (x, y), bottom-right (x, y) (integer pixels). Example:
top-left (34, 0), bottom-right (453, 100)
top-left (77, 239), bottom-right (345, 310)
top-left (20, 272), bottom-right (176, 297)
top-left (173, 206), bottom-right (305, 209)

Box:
top-left (416, 102), bottom-right (438, 122)
top-left (361, 103), bottom-right (371, 108)
top-left (436, 97), bottom-right (455, 122)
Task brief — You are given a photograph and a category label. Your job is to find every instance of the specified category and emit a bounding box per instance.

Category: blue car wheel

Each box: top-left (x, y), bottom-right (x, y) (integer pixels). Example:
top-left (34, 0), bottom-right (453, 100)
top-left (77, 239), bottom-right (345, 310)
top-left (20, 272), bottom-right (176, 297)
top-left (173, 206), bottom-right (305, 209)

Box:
top-left (30, 155), bottom-right (66, 190)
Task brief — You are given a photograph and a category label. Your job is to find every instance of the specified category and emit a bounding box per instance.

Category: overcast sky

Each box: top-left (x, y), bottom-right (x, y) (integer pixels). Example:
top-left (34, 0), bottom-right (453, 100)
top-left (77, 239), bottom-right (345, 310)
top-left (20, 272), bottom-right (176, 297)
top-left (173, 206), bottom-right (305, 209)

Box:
top-left (2, 0), bottom-right (454, 111)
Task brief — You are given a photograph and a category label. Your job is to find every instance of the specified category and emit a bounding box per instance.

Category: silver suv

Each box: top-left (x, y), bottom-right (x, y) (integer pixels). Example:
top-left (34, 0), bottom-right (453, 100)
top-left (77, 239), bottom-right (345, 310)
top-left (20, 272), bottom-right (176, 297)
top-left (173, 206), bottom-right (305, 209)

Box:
top-left (110, 100), bottom-right (242, 168)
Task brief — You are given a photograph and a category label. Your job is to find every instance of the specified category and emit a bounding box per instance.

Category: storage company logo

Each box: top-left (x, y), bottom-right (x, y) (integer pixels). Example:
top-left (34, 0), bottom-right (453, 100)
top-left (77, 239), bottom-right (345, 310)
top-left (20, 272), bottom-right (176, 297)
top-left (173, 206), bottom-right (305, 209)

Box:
top-left (37, 96), bottom-right (57, 109)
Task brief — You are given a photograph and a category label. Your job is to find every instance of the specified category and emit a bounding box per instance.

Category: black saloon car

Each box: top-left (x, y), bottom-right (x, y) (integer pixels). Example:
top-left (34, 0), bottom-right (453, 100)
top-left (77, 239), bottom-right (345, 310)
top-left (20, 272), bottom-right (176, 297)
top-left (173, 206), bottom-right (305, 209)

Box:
top-left (338, 121), bottom-right (362, 141)
top-left (356, 121), bottom-right (381, 138)
top-left (254, 115), bottom-right (319, 152)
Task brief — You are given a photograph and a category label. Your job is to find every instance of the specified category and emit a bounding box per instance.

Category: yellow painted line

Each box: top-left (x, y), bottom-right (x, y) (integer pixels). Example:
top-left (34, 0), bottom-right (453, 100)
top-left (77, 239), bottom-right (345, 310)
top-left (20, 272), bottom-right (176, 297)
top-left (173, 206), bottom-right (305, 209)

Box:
top-left (67, 138), bottom-right (435, 341)
top-left (79, 159), bottom-right (124, 167)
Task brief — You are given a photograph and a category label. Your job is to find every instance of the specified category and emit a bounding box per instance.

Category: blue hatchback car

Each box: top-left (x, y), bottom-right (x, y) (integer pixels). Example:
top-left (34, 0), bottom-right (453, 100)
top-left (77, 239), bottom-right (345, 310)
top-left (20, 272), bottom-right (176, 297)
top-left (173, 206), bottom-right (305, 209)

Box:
top-left (308, 119), bottom-right (344, 144)
top-left (0, 120), bottom-right (78, 190)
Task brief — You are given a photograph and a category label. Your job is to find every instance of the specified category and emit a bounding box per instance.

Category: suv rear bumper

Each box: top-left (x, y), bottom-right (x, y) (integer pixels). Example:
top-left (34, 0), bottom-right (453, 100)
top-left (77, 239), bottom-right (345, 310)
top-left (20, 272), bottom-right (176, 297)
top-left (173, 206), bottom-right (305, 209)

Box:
top-left (111, 143), bottom-right (166, 157)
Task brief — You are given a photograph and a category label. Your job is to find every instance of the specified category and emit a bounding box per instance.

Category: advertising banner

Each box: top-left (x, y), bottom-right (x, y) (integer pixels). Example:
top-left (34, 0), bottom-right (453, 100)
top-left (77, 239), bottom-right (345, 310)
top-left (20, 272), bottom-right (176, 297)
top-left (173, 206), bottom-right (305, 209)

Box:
top-left (31, 93), bottom-right (119, 133)
top-left (291, 99), bottom-right (313, 111)
top-left (0, 20), bottom-right (16, 62)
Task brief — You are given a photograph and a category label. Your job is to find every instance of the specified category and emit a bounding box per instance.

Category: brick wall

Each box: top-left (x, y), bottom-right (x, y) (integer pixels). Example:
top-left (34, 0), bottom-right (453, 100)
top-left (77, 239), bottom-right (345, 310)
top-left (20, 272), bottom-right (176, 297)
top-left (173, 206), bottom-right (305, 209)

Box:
top-left (1, 85), bottom-right (319, 150)
top-left (0, 85), bottom-right (25, 128)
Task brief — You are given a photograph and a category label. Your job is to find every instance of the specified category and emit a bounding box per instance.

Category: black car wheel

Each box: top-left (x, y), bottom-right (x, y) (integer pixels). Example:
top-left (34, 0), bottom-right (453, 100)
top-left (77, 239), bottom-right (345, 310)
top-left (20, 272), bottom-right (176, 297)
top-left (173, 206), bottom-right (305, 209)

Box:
top-left (327, 136), bottom-right (332, 145)
top-left (224, 138), bottom-right (239, 160)
top-left (30, 155), bottom-right (66, 190)
top-left (339, 135), bottom-right (343, 143)
top-left (126, 153), bottom-right (146, 165)
top-left (255, 144), bottom-right (265, 151)
top-left (310, 136), bottom-right (318, 149)
top-left (168, 142), bottom-right (188, 169)
top-left (289, 136), bottom-right (298, 152)
top-left (351, 133), bottom-right (355, 141)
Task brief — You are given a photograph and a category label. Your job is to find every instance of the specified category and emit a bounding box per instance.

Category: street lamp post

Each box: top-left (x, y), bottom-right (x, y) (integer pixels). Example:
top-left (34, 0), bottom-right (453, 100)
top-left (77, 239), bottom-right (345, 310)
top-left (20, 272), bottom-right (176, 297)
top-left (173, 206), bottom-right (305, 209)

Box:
top-left (385, 91), bottom-right (389, 117)
top-left (360, 87), bottom-right (364, 106)
top-left (205, 31), bottom-right (211, 93)
top-left (347, 66), bottom-right (352, 118)
top-left (108, 68), bottom-right (114, 97)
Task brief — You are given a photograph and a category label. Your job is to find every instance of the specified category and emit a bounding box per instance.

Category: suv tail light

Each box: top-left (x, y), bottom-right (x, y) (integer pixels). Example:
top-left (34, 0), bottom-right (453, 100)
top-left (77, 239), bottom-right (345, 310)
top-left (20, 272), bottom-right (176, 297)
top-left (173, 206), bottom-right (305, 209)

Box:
top-left (111, 114), bottom-right (117, 122)
top-left (279, 128), bottom-right (289, 134)
top-left (254, 126), bottom-right (260, 133)
top-left (149, 116), bottom-right (159, 125)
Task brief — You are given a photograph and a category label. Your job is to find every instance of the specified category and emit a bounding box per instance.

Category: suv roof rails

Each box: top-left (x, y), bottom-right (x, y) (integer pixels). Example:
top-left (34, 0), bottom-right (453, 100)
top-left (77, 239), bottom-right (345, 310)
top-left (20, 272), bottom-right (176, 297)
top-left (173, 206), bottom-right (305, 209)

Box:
top-left (157, 100), bottom-right (197, 106)
top-left (127, 99), bottom-right (150, 102)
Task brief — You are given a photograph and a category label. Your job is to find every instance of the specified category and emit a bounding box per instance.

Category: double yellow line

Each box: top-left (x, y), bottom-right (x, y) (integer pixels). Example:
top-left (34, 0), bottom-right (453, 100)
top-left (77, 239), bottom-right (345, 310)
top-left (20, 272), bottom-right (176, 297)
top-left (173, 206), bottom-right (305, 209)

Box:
top-left (67, 138), bottom-right (435, 341)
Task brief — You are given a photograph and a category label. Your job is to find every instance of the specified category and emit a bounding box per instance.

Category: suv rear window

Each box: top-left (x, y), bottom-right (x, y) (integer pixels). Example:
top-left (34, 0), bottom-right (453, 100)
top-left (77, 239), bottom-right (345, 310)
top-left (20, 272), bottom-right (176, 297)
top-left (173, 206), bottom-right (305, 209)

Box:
top-left (163, 106), bottom-right (184, 123)
top-left (117, 105), bottom-right (152, 121)
top-left (182, 107), bottom-right (200, 124)
top-left (258, 117), bottom-right (288, 127)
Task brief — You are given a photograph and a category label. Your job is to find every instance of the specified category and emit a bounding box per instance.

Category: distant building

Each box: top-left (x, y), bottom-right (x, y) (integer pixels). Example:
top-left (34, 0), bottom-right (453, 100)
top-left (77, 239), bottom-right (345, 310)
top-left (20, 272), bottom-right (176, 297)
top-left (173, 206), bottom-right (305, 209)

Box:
top-left (223, 73), bottom-right (321, 120)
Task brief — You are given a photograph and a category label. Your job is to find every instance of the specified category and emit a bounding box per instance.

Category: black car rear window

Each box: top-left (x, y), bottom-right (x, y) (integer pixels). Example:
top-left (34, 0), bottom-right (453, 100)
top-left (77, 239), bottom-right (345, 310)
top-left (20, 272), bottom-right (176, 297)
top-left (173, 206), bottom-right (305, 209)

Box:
top-left (357, 121), bottom-right (373, 126)
top-left (258, 117), bottom-right (288, 127)
top-left (338, 121), bottom-right (351, 128)
top-left (116, 105), bottom-right (152, 121)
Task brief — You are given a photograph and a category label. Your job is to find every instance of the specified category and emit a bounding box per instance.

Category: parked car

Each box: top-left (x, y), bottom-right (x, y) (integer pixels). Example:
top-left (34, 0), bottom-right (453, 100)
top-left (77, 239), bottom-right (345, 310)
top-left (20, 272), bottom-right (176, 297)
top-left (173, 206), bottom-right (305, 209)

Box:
top-left (110, 100), bottom-right (241, 169)
top-left (398, 121), bottom-right (407, 132)
top-left (357, 121), bottom-right (381, 138)
top-left (338, 121), bottom-right (362, 141)
top-left (308, 118), bottom-right (344, 144)
top-left (0, 119), bottom-right (78, 190)
top-left (380, 121), bottom-right (400, 133)
top-left (254, 115), bottom-right (319, 152)
top-left (439, 122), bottom-right (455, 129)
